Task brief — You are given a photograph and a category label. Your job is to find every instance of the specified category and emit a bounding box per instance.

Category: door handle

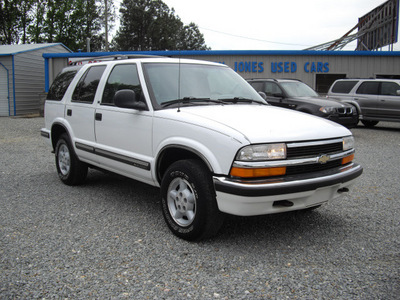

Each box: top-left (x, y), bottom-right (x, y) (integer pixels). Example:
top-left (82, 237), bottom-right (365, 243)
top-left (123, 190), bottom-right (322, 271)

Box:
top-left (95, 113), bottom-right (102, 121)
top-left (67, 109), bottom-right (72, 116)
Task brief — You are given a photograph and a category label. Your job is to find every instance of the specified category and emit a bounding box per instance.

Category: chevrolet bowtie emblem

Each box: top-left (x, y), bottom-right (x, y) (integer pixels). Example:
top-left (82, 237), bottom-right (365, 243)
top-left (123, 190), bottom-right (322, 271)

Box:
top-left (318, 154), bottom-right (330, 164)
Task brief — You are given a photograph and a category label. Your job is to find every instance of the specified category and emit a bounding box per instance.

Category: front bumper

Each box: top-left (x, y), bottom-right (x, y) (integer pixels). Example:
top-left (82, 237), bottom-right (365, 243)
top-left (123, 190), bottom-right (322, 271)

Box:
top-left (40, 128), bottom-right (50, 139)
top-left (327, 114), bottom-right (359, 128)
top-left (213, 162), bottom-right (363, 216)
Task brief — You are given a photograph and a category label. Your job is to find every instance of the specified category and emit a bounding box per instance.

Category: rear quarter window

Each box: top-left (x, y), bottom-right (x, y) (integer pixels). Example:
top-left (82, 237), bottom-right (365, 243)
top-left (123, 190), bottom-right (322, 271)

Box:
top-left (47, 70), bottom-right (78, 101)
top-left (380, 82), bottom-right (400, 96)
top-left (331, 81), bottom-right (358, 94)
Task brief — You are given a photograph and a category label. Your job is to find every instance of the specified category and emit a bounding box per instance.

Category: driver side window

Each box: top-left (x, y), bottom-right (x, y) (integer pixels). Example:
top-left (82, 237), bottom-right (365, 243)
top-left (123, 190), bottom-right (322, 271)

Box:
top-left (102, 64), bottom-right (143, 105)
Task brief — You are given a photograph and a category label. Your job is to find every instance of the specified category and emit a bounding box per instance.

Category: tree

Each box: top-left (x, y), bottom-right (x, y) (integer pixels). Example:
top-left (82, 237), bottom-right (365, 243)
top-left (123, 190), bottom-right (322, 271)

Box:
top-left (43, 0), bottom-right (100, 51)
top-left (1, 0), bottom-right (206, 52)
top-left (1, 0), bottom-right (114, 52)
top-left (178, 22), bottom-right (209, 50)
top-left (18, 0), bottom-right (34, 44)
top-left (113, 0), bottom-right (209, 51)
top-left (0, 0), bottom-right (22, 44)
top-left (28, 0), bottom-right (46, 43)
top-left (97, 0), bottom-right (116, 51)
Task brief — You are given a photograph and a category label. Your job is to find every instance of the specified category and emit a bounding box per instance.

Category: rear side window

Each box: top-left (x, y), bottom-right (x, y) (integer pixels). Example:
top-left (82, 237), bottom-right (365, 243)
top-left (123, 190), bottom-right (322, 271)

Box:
top-left (381, 82), bottom-right (400, 96)
top-left (331, 81), bottom-right (358, 94)
top-left (47, 70), bottom-right (77, 101)
top-left (72, 66), bottom-right (106, 103)
top-left (356, 82), bottom-right (380, 95)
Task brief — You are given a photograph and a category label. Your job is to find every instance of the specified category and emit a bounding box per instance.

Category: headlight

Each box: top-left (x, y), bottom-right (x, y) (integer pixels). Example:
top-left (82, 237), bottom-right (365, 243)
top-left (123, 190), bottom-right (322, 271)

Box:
top-left (236, 143), bottom-right (286, 161)
top-left (343, 136), bottom-right (354, 150)
top-left (319, 106), bottom-right (336, 114)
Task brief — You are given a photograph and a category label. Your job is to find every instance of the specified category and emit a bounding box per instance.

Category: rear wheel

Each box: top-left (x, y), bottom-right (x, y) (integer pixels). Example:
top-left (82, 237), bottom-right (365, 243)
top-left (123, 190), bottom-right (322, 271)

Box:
top-left (55, 133), bottom-right (88, 185)
top-left (161, 159), bottom-right (225, 241)
top-left (361, 120), bottom-right (379, 128)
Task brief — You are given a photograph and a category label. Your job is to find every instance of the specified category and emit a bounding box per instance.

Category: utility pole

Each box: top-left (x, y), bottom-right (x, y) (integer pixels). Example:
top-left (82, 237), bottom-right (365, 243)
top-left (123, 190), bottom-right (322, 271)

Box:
top-left (105, 0), bottom-right (109, 51)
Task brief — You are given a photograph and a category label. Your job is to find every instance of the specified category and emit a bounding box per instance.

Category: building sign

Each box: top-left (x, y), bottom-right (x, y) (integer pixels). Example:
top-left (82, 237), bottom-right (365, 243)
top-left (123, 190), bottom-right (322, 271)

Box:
top-left (232, 61), bottom-right (330, 74)
top-left (357, 0), bottom-right (399, 51)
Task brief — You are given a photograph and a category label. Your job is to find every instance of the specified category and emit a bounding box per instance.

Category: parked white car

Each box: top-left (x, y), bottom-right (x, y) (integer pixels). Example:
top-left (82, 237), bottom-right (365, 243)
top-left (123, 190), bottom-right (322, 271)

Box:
top-left (41, 57), bottom-right (363, 240)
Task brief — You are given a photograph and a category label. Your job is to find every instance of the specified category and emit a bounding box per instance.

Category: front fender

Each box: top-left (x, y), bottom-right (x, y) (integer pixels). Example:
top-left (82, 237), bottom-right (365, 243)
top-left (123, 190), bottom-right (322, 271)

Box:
top-left (342, 100), bottom-right (362, 116)
top-left (153, 135), bottom-right (243, 180)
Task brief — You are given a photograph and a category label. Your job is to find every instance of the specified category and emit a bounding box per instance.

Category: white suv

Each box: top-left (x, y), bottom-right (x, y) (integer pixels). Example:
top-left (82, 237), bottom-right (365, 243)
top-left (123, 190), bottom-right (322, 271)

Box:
top-left (41, 57), bottom-right (363, 240)
top-left (327, 78), bottom-right (400, 127)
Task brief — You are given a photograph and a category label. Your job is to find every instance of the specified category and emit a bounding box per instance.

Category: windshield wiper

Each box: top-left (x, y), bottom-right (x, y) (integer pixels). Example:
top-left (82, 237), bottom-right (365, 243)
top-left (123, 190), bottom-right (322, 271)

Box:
top-left (219, 97), bottom-right (261, 104)
top-left (161, 97), bottom-right (224, 107)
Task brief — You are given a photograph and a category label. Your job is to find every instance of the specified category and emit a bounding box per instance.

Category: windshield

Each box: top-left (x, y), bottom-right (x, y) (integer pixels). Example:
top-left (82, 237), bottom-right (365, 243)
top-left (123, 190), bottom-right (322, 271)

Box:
top-left (142, 63), bottom-right (265, 108)
top-left (280, 81), bottom-right (319, 98)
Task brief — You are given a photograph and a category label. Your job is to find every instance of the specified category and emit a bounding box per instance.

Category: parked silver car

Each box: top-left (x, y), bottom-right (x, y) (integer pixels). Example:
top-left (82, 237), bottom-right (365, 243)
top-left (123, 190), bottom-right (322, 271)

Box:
top-left (327, 78), bottom-right (400, 127)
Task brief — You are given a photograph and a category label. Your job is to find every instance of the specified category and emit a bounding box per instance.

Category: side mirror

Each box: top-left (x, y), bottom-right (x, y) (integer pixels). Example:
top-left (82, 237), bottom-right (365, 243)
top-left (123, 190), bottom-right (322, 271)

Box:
top-left (114, 89), bottom-right (147, 110)
top-left (258, 91), bottom-right (267, 100)
top-left (396, 90), bottom-right (400, 96)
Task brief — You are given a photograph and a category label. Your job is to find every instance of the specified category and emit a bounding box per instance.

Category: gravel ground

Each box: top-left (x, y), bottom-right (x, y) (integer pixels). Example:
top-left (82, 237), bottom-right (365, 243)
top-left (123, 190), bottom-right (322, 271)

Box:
top-left (0, 116), bottom-right (399, 299)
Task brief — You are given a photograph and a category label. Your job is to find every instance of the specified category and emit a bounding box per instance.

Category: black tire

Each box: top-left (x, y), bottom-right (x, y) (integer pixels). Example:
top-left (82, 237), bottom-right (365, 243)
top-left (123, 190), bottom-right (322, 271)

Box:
top-left (351, 105), bottom-right (359, 119)
top-left (55, 133), bottom-right (88, 186)
top-left (160, 159), bottom-right (225, 241)
top-left (361, 120), bottom-right (379, 128)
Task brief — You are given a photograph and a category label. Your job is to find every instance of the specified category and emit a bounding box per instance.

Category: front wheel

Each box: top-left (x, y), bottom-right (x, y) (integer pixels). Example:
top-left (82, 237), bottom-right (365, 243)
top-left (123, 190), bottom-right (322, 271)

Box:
top-left (361, 120), bottom-right (379, 128)
top-left (160, 159), bottom-right (225, 241)
top-left (55, 133), bottom-right (88, 186)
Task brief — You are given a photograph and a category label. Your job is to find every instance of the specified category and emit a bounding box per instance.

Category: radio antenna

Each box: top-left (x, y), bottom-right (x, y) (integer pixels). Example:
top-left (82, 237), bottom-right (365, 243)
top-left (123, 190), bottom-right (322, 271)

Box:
top-left (177, 56), bottom-right (181, 112)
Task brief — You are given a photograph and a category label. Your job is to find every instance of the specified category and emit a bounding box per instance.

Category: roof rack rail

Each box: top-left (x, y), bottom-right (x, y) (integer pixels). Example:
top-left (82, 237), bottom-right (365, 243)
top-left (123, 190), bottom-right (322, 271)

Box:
top-left (280, 78), bottom-right (302, 82)
top-left (247, 78), bottom-right (304, 82)
top-left (69, 54), bottom-right (162, 65)
top-left (246, 78), bottom-right (279, 82)
top-left (342, 77), bottom-right (375, 79)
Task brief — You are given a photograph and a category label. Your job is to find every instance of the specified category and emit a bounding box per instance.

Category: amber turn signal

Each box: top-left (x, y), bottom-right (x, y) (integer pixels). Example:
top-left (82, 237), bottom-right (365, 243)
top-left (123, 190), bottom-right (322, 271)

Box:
top-left (342, 154), bottom-right (354, 165)
top-left (230, 167), bottom-right (286, 178)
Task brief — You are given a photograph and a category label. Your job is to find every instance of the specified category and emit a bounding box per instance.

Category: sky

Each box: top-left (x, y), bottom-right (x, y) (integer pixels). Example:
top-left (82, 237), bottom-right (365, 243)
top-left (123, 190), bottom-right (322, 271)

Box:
top-left (157, 0), bottom-right (399, 51)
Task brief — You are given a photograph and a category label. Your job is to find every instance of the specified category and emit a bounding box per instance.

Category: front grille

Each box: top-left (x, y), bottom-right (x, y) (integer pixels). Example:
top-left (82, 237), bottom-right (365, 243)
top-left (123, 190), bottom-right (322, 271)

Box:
top-left (287, 142), bottom-right (342, 158)
top-left (286, 160), bottom-right (342, 175)
top-left (285, 139), bottom-right (346, 176)
top-left (337, 107), bottom-right (353, 115)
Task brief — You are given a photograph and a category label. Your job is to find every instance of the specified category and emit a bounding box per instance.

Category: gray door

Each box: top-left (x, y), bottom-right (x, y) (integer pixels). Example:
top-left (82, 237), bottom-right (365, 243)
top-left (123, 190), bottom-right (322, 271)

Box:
top-left (354, 81), bottom-right (380, 119)
top-left (379, 81), bottom-right (400, 120)
top-left (0, 66), bottom-right (9, 116)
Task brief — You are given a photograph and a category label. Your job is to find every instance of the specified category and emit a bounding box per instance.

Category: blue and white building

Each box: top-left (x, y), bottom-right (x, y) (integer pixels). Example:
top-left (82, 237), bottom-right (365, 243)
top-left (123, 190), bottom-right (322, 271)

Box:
top-left (0, 43), bottom-right (71, 116)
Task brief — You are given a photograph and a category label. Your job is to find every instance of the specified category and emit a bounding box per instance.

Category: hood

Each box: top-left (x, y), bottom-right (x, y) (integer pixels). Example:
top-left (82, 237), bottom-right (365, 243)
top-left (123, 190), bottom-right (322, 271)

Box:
top-left (290, 96), bottom-right (352, 108)
top-left (159, 104), bottom-right (351, 144)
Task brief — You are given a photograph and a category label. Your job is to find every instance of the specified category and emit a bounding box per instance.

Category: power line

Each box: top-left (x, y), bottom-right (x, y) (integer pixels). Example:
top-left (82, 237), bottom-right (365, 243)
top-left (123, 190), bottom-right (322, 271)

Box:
top-left (199, 26), bottom-right (313, 47)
